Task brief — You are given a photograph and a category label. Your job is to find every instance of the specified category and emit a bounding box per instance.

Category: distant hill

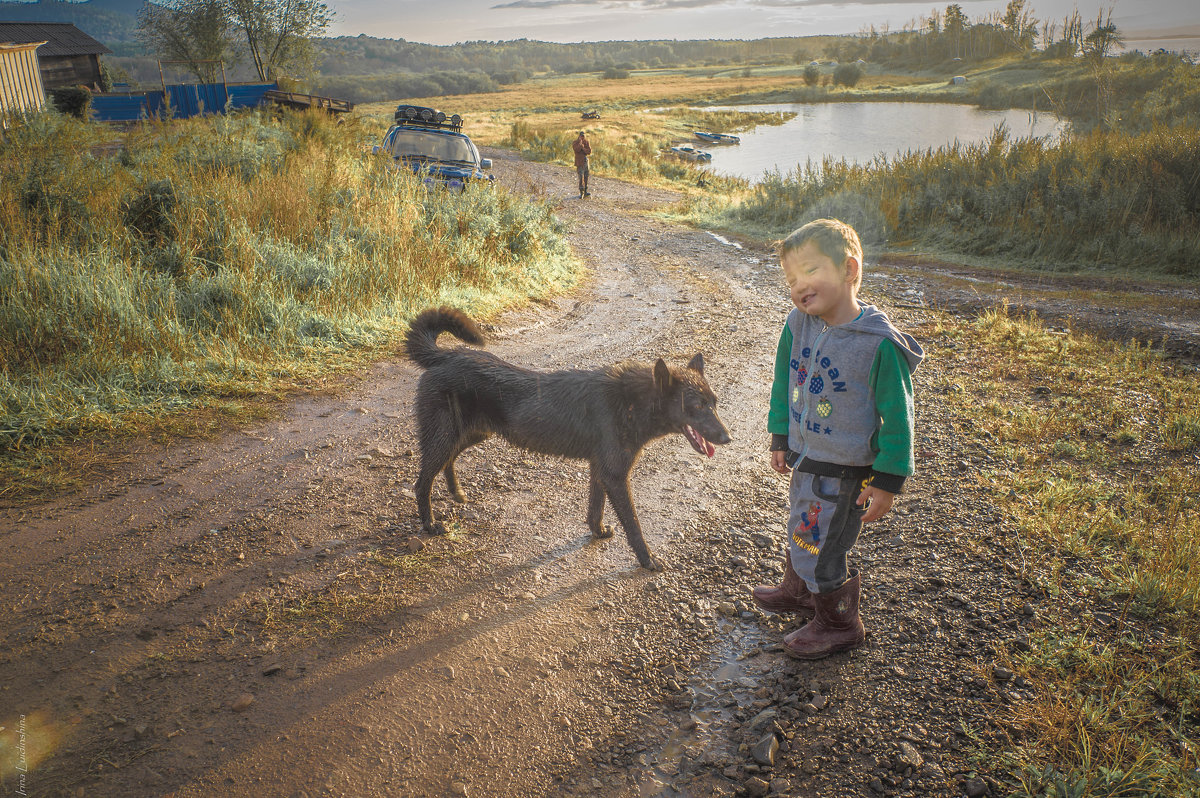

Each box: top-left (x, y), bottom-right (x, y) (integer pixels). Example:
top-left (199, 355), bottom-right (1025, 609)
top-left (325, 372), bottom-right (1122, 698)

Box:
top-left (315, 35), bottom-right (837, 77)
top-left (0, 9), bottom-right (844, 95)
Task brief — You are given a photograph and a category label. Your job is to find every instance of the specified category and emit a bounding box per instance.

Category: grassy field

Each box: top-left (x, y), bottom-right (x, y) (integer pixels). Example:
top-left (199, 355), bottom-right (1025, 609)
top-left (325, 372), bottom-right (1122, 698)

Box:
top-left (918, 307), bottom-right (1200, 795)
top-left (355, 69), bottom-right (811, 194)
top-left (394, 57), bottom-right (1200, 280)
top-left (0, 108), bottom-right (577, 498)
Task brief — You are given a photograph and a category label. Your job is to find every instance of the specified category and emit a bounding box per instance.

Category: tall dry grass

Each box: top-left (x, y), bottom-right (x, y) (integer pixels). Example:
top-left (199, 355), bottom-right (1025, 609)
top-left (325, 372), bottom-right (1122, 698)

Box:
top-left (682, 123), bottom-right (1200, 279)
top-left (0, 109), bottom-right (575, 478)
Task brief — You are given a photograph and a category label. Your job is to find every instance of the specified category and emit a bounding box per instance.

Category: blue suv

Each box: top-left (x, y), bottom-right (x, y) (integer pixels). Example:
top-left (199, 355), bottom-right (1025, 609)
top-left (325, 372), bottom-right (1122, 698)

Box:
top-left (374, 105), bottom-right (494, 190)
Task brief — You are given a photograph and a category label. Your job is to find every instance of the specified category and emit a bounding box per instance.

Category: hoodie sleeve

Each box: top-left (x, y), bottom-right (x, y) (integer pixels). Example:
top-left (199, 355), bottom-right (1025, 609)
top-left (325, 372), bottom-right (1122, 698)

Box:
top-left (767, 324), bottom-right (792, 443)
top-left (868, 339), bottom-right (916, 493)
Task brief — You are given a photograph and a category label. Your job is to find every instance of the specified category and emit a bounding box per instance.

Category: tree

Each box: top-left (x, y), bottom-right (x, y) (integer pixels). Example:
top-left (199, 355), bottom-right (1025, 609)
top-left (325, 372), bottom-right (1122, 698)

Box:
top-left (138, 0), bottom-right (235, 83)
top-left (1001, 0), bottom-right (1037, 52)
top-left (224, 0), bottom-right (332, 81)
top-left (1082, 10), bottom-right (1122, 127)
top-left (1049, 9), bottom-right (1084, 59)
top-left (944, 4), bottom-right (968, 58)
top-left (1082, 9), bottom-right (1122, 63)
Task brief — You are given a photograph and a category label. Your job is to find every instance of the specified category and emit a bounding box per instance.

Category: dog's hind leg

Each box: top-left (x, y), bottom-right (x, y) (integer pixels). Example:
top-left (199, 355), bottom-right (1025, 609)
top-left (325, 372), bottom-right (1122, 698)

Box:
top-left (595, 462), bottom-right (662, 571)
top-left (415, 398), bottom-right (463, 535)
top-left (444, 431), bottom-right (487, 503)
top-left (586, 469), bottom-right (613, 539)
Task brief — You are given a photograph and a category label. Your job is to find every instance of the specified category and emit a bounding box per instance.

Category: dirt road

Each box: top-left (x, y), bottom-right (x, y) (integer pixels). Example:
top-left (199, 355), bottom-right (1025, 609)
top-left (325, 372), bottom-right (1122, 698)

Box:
top-left (1, 151), bottom-right (1193, 798)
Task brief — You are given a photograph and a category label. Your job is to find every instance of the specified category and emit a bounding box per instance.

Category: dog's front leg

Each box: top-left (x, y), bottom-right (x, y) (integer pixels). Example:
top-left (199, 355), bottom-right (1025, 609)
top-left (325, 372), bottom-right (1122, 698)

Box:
top-left (586, 468), bottom-right (613, 539)
top-left (599, 470), bottom-right (663, 572)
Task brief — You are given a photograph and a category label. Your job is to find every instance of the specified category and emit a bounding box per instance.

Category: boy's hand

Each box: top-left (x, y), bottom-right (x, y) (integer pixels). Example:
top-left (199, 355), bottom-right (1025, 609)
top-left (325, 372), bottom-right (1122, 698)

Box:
top-left (771, 450), bottom-right (790, 474)
top-left (857, 486), bottom-right (895, 523)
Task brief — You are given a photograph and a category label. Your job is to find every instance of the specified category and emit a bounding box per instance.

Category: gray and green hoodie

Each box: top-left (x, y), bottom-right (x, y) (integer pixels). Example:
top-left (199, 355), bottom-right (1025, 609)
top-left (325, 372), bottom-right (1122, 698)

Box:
top-left (768, 304), bottom-right (924, 494)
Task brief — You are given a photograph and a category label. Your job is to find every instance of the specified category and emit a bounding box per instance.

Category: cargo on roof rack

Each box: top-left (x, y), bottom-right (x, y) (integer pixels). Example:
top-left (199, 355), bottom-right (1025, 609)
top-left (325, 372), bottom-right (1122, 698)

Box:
top-left (394, 104), bottom-right (463, 130)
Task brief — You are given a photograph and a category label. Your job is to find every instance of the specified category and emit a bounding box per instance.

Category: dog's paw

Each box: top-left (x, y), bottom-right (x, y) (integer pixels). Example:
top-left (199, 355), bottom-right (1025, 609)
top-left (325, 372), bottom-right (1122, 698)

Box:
top-left (639, 553), bottom-right (665, 572)
top-left (451, 490), bottom-right (467, 504)
top-left (591, 523), bottom-right (615, 540)
top-left (424, 521), bottom-right (449, 536)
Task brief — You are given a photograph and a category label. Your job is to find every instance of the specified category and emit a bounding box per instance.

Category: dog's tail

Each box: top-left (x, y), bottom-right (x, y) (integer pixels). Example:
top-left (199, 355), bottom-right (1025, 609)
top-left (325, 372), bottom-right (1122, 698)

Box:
top-left (405, 307), bottom-right (486, 368)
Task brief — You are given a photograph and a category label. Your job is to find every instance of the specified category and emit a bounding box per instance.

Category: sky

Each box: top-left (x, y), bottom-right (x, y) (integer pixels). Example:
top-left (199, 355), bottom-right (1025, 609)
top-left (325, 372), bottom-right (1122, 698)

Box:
top-left (325, 0), bottom-right (1198, 47)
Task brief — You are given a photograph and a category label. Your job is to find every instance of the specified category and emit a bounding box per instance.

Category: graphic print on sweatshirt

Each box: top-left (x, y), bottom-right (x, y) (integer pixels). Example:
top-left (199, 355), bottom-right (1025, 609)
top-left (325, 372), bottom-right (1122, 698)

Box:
top-left (791, 345), bottom-right (847, 436)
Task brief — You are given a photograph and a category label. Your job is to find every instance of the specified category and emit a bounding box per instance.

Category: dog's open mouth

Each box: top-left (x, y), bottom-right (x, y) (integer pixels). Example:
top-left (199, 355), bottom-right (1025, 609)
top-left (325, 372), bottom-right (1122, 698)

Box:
top-left (683, 425), bottom-right (716, 458)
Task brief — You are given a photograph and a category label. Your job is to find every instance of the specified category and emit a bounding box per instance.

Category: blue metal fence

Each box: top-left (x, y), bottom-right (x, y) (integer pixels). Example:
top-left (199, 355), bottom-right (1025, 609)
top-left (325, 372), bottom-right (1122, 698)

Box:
top-left (90, 82), bottom-right (277, 122)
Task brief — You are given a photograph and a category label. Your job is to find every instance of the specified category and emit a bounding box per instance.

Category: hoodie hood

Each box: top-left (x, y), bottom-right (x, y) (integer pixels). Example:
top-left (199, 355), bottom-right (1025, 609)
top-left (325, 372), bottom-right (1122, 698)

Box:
top-left (842, 303), bottom-right (925, 373)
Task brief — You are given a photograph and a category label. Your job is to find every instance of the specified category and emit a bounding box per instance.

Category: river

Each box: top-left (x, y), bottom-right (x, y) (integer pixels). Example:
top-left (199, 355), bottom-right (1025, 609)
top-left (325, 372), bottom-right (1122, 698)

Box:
top-left (697, 102), bottom-right (1068, 182)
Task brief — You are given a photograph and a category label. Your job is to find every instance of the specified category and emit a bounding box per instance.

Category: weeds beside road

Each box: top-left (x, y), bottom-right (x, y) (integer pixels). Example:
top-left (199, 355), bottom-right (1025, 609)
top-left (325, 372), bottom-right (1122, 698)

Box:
top-left (0, 110), bottom-right (576, 497)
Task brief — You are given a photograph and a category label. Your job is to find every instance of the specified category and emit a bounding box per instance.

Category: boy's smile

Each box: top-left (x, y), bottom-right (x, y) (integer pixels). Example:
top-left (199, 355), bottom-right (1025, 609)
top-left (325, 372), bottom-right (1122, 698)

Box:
top-left (781, 241), bottom-right (861, 326)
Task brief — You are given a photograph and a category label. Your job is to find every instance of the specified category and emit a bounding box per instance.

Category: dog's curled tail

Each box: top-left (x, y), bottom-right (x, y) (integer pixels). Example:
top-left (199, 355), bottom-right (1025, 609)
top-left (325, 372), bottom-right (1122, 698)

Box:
top-left (405, 307), bottom-right (486, 368)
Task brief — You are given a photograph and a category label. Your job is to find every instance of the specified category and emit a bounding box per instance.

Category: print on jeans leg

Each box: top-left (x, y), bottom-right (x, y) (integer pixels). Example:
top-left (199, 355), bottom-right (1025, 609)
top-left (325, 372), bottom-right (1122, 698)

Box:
top-left (791, 502), bottom-right (821, 556)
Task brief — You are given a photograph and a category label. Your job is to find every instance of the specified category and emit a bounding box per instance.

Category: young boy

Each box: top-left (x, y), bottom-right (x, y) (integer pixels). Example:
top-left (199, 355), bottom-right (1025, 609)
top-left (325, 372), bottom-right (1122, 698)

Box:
top-left (752, 218), bottom-right (923, 660)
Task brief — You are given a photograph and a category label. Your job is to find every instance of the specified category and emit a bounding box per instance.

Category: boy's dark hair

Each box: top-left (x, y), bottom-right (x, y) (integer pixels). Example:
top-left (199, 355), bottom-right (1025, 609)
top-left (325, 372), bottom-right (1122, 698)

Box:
top-left (777, 218), bottom-right (864, 289)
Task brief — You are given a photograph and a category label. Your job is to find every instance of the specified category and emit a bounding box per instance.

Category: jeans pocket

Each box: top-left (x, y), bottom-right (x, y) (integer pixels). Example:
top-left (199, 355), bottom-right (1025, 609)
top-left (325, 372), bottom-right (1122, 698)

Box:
top-left (812, 474), bottom-right (841, 503)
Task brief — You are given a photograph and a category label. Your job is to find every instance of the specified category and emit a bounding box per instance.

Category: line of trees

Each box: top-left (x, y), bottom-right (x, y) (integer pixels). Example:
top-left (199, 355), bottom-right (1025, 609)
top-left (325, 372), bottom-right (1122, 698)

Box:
top-left (312, 36), bottom-right (839, 78)
top-left (137, 0), bottom-right (331, 82)
top-left (826, 1), bottom-right (1124, 67)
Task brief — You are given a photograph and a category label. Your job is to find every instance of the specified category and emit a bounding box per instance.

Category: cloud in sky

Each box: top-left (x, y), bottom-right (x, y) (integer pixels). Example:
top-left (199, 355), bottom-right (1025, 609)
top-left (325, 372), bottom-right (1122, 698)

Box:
top-left (327, 0), bottom-right (1197, 45)
top-left (491, 0), bottom-right (901, 8)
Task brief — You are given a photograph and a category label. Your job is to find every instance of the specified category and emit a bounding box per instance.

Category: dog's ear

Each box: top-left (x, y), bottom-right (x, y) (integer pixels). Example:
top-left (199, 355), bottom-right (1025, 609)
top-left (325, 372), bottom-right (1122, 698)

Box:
top-left (687, 353), bottom-right (705, 374)
top-left (653, 358), bottom-right (675, 393)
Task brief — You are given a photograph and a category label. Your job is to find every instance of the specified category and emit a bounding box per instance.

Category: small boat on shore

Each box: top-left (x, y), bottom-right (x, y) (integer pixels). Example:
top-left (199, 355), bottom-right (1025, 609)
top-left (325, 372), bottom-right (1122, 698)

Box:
top-left (694, 131), bottom-right (740, 144)
top-left (669, 145), bottom-right (713, 162)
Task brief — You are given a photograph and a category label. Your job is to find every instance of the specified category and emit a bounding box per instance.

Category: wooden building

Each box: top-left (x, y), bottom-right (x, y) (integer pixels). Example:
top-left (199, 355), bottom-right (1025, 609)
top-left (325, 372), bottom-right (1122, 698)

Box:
top-left (0, 41), bottom-right (45, 117)
top-left (0, 22), bottom-right (111, 91)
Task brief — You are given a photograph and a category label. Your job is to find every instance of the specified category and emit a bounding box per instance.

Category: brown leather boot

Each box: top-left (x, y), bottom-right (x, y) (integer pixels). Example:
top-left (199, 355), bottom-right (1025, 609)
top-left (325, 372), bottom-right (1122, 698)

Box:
top-left (752, 550), bottom-right (814, 615)
top-left (782, 570), bottom-right (865, 660)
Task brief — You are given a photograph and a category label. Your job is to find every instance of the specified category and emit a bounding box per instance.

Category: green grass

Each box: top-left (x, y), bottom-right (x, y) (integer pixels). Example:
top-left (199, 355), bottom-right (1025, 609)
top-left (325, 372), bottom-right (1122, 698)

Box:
top-left (0, 108), bottom-right (578, 498)
top-left (919, 307), bottom-right (1200, 795)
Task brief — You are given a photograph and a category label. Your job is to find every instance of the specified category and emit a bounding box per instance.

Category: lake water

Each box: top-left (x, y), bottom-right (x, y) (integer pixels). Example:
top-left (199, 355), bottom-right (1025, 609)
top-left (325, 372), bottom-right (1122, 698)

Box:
top-left (697, 102), bottom-right (1068, 182)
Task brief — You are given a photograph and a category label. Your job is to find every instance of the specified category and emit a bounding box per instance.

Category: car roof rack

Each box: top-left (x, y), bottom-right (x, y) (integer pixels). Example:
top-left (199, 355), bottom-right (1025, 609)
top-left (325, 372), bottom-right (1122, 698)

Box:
top-left (394, 105), bottom-right (463, 130)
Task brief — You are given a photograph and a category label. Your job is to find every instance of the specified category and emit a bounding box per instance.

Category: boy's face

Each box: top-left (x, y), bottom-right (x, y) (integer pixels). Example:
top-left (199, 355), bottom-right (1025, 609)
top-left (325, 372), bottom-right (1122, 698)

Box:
top-left (781, 240), bottom-right (861, 326)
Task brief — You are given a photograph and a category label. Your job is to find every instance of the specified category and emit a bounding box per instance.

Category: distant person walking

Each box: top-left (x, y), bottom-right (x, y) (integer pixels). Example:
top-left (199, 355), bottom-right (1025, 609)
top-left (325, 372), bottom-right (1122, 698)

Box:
top-left (572, 131), bottom-right (592, 198)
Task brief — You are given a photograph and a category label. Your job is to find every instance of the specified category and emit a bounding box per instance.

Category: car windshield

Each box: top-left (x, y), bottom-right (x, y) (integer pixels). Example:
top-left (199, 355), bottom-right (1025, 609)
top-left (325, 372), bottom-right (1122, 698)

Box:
top-left (388, 129), bottom-right (477, 164)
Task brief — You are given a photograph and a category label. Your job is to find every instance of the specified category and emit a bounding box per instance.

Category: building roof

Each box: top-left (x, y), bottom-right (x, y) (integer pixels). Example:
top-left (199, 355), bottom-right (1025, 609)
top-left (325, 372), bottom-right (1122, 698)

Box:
top-left (0, 22), bottom-right (111, 57)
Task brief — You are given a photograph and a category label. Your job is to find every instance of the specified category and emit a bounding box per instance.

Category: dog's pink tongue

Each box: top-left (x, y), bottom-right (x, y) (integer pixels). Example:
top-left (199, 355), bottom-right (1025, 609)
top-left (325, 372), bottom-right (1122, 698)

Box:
top-left (704, 440), bottom-right (715, 458)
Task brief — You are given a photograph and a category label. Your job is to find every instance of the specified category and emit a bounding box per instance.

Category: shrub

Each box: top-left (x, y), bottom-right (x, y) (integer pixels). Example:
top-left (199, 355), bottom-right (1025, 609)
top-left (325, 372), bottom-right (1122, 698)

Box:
top-left (833, 63), bottom-right (863, 87)
top-left (122, 180), bottom-right (178, 243)
top-left (48, 87), bottom-right (92, 119)
top-left (803, 64), bottom-right (820, 86)
top-left (602, 67), bottom-right (630, 80)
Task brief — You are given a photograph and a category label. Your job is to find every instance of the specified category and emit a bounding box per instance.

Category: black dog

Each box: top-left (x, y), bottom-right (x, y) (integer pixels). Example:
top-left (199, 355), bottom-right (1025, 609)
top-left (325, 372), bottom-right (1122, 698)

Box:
top-left (404, 307), bottom-right (732, 570)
